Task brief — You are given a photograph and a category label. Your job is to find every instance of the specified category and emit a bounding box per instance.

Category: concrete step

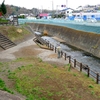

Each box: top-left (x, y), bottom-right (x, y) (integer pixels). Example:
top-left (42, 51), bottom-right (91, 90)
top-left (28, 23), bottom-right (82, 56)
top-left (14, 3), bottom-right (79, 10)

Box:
top-left (0, 33), bottom-right (16, 50)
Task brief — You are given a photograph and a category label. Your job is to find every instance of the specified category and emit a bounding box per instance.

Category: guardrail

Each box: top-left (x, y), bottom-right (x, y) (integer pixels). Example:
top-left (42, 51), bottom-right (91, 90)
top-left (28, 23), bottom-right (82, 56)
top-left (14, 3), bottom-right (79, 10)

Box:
top-left (35, 34), bottom-right (100, 84)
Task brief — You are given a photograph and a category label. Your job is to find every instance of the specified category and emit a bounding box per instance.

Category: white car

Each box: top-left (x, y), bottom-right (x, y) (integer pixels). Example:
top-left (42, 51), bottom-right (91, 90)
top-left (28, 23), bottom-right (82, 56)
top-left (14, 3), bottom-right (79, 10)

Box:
top-left (87, 18), bottom-right (97, 23)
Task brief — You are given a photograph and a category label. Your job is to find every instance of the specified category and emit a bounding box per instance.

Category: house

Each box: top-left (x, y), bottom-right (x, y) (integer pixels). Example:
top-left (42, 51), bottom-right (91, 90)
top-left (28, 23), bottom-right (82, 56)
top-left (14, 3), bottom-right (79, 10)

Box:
top-left (39, 13), bottom-right (48, 19)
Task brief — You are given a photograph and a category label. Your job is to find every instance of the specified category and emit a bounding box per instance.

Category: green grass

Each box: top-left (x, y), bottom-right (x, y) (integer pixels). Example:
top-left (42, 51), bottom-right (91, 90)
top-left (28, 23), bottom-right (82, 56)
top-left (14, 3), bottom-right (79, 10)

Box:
top-left (0, 78), bottom-right (14, 94)
top-left (0, 18), bottom-right (9, 23)
top-left (1, 57), bottom-right (99, 100)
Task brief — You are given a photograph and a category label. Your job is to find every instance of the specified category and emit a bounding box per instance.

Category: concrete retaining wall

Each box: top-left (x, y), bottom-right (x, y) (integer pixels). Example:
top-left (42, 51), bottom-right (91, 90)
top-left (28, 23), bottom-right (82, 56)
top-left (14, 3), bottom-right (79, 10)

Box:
top-left (27, 22), bottom-right (100, 58)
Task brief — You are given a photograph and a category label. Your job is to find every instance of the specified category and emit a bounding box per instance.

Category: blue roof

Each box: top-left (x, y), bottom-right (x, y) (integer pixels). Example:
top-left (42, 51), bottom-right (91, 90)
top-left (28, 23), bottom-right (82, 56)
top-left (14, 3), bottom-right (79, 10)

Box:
top-left (61, 8), bottom-right (74, 11)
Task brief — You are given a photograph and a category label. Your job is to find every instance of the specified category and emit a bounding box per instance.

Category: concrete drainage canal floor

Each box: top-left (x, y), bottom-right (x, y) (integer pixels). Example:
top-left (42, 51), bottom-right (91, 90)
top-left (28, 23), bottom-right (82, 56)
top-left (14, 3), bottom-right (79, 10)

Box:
top-left (42, 36), bottom-right (100, 74)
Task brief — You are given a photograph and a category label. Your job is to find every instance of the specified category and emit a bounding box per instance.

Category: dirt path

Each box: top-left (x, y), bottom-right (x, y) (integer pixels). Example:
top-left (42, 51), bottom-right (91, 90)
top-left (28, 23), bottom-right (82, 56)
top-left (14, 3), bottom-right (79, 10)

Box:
top-left (0, 37), bottom-right (69, 99)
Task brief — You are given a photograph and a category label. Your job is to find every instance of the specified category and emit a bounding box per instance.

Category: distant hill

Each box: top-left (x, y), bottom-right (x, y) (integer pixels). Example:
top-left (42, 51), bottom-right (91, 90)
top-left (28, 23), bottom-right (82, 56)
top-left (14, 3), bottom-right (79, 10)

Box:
top-left (5, 5), bottom-right (53, 17)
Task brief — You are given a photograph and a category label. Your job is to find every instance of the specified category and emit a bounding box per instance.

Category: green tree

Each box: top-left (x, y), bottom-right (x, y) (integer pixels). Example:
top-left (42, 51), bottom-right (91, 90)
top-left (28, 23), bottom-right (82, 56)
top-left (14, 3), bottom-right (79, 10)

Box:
top-left (0, 0), bottom-right (7, 15)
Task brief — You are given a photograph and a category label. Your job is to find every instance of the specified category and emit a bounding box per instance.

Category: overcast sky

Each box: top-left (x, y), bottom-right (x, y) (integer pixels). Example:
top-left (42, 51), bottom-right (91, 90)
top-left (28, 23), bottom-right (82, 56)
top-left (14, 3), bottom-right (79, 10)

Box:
top-left (3, 0), bottom-right (100, 10)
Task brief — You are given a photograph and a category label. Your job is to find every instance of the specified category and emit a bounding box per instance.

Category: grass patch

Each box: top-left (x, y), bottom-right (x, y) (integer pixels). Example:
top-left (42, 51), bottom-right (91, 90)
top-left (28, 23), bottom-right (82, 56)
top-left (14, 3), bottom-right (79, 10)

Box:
top-left (0, 25), bottom-right (31, 42)
top-left (0, 78), bottom-right (14, 94)
top-left (67, 63), bottom-right (71, 71)
top-left (88, 84), bottom-right (94, 88)
top-left (4, 57), bottom-right (100, 100)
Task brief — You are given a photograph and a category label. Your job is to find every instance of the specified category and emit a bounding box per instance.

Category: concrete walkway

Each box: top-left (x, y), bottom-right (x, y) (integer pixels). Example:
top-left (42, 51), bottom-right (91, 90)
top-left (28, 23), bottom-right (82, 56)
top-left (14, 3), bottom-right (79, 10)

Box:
top-left (0, 38), bottom-right (69, 65)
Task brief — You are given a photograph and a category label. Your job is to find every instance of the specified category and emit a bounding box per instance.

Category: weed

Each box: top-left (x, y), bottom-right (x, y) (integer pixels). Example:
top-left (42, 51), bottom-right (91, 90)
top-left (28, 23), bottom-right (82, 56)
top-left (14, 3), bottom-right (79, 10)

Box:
top-left (26, 94), bottom-right (48, 100)
top-left (53, 64), bottom-right (57, 68)
top-left (88, 84), bottom-right (94, 88)
top-left (26, 94), bottom-right (34, 100)
top-left (73, 73), bottom-right (77, 76)
top-left (38, 68), bottom-right (46, 75)
top-left (56, 91), bottom-right (63, 96)
top-left (63, 65), bottom-right (66, 68)
top-left (0, 78), bottom-right (14, 94)
top-left (2, 69), bottom-right (6, 72)
top-left (15, 83), bottom-right (22, 93)
top-left (75, 94), bottom-right (82, 98)
top-left (3, 87), bottom-right (14, 94)
top-left (46, 76), bottom-right (50, 78)
top-left (16, 58), bottom-right (23, 61)
top-left (0, 78), bottom-right (5, 89)
top-left (32, 87), bottom-right (40, 93)
top-left (91, 78), bottom-right (95, 82)
top-left (47, 91), bottom-right (54, 97)
top-left (28, 64), bottom-right (33, 67)
top-left (18, 67), bottom-right (22, 70)
top-left (61, 98), bottom-right (64, 100)
top-left (67, 63), bottom-right (71, 71)
top-left (0, 62), bottom-right (3, 71)
top-left (38, 58), bottom-right (43, 62)
top-left (0, 62), bottom-right (3, 65)
top-left (98, 96), bottom-right (100, 99)
top-left (84, 73), bottom-right (88, 77)
top-left (72, 87), bottom-right (77, 91)
top-left (21, 65), bottom-right (25, 68)
top-left (8, 72), bottom-right (16, 79)
top-left (91, 91), bottom-right (95, 95)
top-left (8, 70), bottom-right (11, 73)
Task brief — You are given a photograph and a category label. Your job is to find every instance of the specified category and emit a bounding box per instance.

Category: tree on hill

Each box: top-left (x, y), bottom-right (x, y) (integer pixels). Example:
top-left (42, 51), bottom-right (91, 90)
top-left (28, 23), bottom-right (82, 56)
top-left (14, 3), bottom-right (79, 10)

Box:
top-left (0, 0), bottom-right (7, 16)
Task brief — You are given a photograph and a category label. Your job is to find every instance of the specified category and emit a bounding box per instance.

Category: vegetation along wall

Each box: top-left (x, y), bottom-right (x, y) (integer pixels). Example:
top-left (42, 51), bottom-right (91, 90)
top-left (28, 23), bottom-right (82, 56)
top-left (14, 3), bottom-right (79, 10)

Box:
top-left (27, 22), bottom-right (100, 58)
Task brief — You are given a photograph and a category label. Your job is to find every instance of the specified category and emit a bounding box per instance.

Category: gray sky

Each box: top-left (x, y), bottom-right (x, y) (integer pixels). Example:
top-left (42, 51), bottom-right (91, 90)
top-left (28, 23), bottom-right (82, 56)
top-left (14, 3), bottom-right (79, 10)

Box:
top-left (4, 0), bottom-right (100, 10)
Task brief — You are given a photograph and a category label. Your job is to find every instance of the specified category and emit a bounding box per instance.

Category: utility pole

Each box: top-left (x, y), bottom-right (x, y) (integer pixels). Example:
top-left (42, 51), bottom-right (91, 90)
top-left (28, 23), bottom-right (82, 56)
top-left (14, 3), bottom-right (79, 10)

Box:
top-left (65, 0), bottom-right (68, 18)
top-left (41, 6), bottom-right (43, 13)
top-left (52, 0), bottom-right (54, 11)
top-left (52, 0), bottom-right (54, 17)
top-left (66, 0), bottom-right (68, 8)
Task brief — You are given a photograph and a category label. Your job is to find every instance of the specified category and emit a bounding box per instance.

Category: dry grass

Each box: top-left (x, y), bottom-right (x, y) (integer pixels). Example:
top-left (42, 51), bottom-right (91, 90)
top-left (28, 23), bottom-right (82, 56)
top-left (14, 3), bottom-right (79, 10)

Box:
top-left (0, 25), bottom-right (30, 41)
top-left (0, 57), bottom-right (100, 100)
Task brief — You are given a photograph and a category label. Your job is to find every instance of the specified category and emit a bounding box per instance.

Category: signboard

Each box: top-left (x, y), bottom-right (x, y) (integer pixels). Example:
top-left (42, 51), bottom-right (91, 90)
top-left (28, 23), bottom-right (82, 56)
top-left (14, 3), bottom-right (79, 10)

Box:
top-left (61, 5), bottom-right (66, 7)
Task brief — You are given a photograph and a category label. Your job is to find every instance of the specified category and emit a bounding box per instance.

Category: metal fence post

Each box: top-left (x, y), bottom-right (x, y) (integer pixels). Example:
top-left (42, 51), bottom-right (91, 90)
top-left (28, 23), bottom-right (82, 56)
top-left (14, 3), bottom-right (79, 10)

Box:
top-left (96, 73), bottom-right (99, 84)
top-left (50, 43), bottom-right (51, 49)
top-left (80, 63), bottom-right (82, 72)
top-left (55, 47), bottom-right (56, 53)
top-left (74, 59), bottom-right (76, 67)
top-left (61, 51), bottom-right (63, 57)
top-left (48, 41), bottom-right (49, 48)
top-left (52, 45), bottom-right (54, 51)
top-left (87, 66), bottom-right (90, 77)
top-left (65, 53), bottom-right (66, 60)
top-left (69, 56), bottom-right (71, 63)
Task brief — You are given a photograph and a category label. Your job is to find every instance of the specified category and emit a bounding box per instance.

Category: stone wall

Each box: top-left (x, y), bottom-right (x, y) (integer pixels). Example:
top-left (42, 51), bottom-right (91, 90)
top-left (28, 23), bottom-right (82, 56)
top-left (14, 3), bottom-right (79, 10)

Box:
top-left (27, 22), bottom-right (100, 58)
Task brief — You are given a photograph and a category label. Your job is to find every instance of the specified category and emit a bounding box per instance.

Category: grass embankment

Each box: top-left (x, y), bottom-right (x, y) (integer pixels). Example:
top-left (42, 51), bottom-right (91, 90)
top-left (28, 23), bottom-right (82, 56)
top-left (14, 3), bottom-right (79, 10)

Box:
top-left (0, 18), bottom-right (9, 24)
top-left (0, 25), bottom-right (30, 42)
top-left (0, 57), bottom-right (100, 100)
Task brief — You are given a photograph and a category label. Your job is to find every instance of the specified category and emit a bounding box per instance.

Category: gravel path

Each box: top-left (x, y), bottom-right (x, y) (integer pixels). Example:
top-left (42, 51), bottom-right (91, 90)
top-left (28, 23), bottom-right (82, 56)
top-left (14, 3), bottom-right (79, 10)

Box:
top-left (0, 38), bottom-right (69, 64)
